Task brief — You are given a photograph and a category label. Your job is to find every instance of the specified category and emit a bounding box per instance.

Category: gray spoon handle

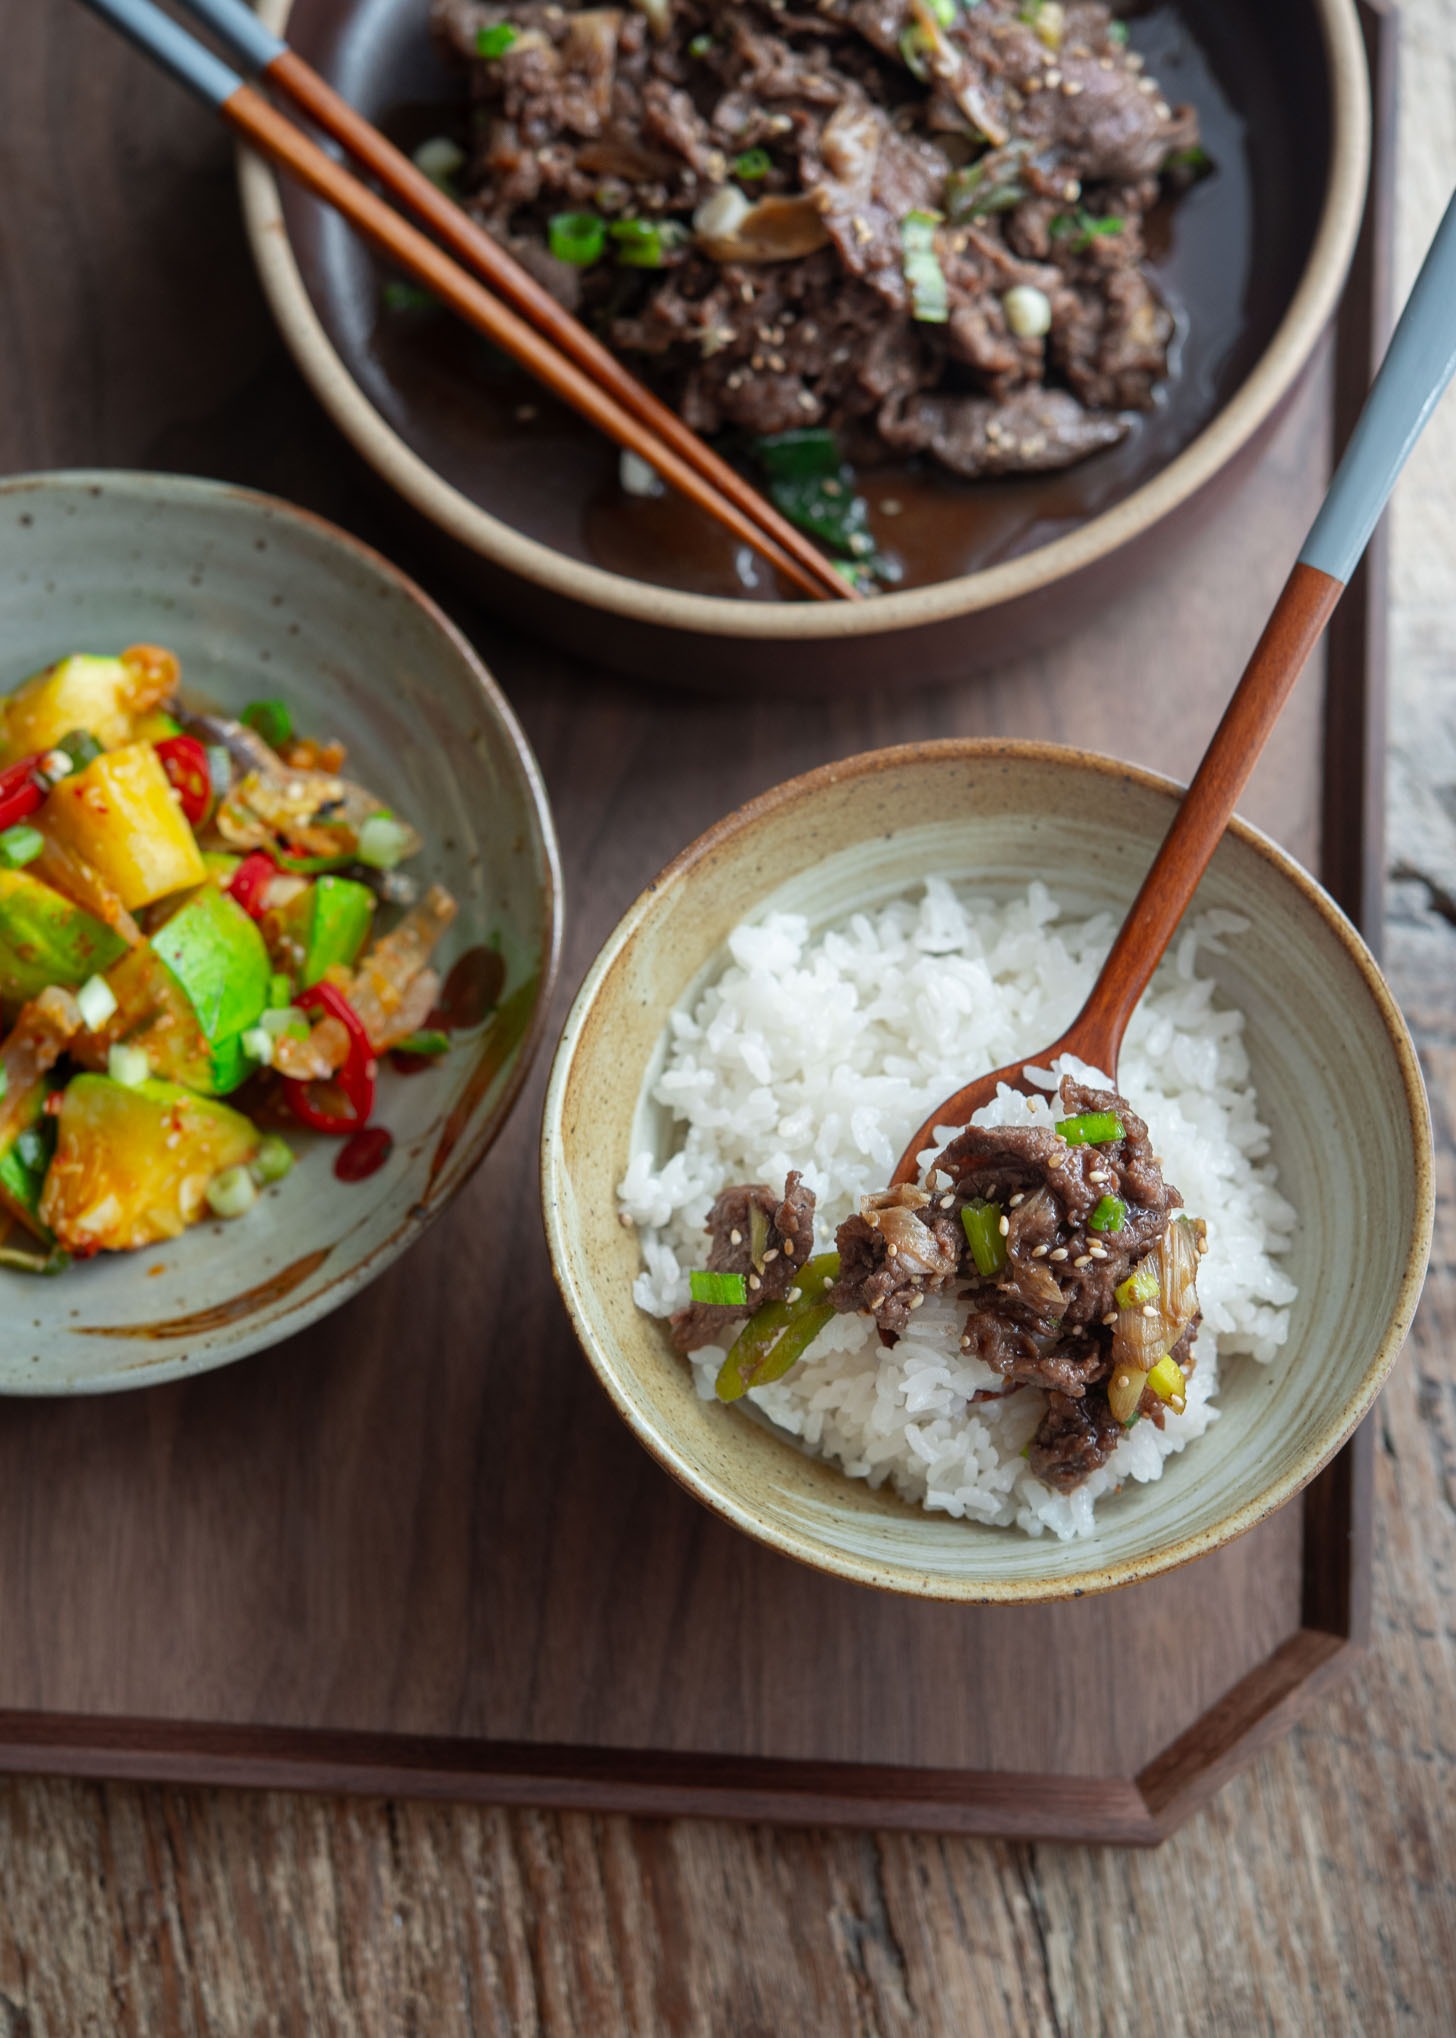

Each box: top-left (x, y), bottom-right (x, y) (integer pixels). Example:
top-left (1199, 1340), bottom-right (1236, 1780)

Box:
top-left (1302, 190), bottom-right (1456, 584)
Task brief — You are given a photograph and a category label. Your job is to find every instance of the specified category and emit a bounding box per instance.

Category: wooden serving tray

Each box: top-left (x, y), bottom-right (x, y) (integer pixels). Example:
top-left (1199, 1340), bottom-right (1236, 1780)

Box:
top-left (0, 5), bottom-right (1394, 1845)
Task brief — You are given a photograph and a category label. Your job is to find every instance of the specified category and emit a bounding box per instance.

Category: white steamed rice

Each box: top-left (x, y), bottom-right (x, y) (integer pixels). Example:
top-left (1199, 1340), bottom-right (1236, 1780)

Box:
top-left (618, 879), bottom-right (1299, 1539)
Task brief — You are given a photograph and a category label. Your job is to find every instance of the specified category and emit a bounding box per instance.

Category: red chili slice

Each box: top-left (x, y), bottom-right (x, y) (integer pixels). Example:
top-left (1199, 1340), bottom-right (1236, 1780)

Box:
top-left (153, 734), bottom-right (212, 828)
top-left (282, 980), bottom-right (378, 1134)
top-left (225, 850), bottom-right (280, 920)
top-left (0, 754), bottom-right (46, 833)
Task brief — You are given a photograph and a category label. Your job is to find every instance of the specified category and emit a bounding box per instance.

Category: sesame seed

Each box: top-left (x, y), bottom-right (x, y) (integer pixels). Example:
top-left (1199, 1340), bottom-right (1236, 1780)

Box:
top-left (1044, 67), bottom-right (1062, 85)
top-left (881, 497), bottom-right (903, 516)
top-left (730, 1229), bottom-right (742, 1245)
top-left (1049, 1247), bottom-right (1069, 1261)
top-left (1089, 1247), bottom-right (1108, 1261)
top-left (1032, 1244), bottom-right (1050, 1258)
top-left (748, 1274), bottom-right (762, 1292)
top-left (768, 352), bottom-right (787, 373)
top-left (960, 1335), bottom-right (971, 1349)
top-left (797, 391), bottom-right (818, 412)
top-left (998, 1215), bottom-right (1010, 1237)
top-left (786, 1287), bottom-right (802, 1303)
top-left (1073, 1254), bottom-right (1092, 1268)
top-left (1062, 80), bottom-right (1083, 96)
top-left (908, 1293), bottom-right (925, 1309)
top-left (1009, 1192), bottom-right (1025, 1208)
top-left (1103, 1312), bottom-right (1117, 1326)
top-left (1155, 101), bottom-right (1171, 120)
top-left (822, 1275), bottom-right (834, 1289)
top-left (1142, 1303), bottom-right (1157, 1319)
top-left (763, 1248), bottom-right (779, 1263)
top-left (939, 1193), bottom-right (955, 1209)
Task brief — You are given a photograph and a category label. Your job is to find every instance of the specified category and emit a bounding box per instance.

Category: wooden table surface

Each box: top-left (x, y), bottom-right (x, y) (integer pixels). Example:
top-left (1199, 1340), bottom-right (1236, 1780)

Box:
top-left (1, 3), bottom-right (1453, 2030)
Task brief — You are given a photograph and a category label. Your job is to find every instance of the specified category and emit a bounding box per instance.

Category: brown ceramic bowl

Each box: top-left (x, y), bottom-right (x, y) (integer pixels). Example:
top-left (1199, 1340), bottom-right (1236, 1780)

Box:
top-left (241, 0), bottom-right (1369, 689)
top-left (541, 742), bottom-right (1432, 1601)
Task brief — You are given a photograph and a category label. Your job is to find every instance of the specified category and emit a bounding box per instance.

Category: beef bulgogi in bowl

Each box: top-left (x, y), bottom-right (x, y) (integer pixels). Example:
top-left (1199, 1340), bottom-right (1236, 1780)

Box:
top-left (241, 0), bottom-right (1369, 685)
top-left (542, 744), bottom-right (1431, 1599)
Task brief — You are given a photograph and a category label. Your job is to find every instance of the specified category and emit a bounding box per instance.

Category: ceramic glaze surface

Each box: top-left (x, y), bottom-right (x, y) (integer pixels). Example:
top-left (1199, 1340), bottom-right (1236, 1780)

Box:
top-left (0, 472), bottom-right (560, 1393)
top-left (542, 745), bottom-right (1431, 1600)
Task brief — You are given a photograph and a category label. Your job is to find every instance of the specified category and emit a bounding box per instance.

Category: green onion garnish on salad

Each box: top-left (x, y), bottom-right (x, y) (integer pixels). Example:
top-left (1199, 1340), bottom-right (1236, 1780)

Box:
top-left (242, 698), bottom-right (294, 749)
top-left (690, 1269), bottom-right (749, 1307)
top-left (901, 211), bottom-right (949, 324)
top-left (58, 729), bottom-right (103, 771)
top-left (0, 824), bottom-right (43, 869)
top-left (356, 812), bottom-right (413, 870)
top-left (961, 1198), bottom-right (1008, 1277)
top-left (548, 211), bottom-right (607, 266)
top-left (475, 22), bottom-right (518, 57)
top-left (1055, 1110), bottom-right (1124, 1146)
top-left (395, 1029), bottom-right (451, 1058)
top-left (1088, 1195), bottom-right (1127, 1234)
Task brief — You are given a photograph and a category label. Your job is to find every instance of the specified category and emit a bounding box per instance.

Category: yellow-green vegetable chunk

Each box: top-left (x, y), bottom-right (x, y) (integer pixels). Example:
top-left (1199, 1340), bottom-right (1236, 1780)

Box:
top-left (39, 1074), bottom-right (260, 1253)
top-left (0, 867), bottom-right (127, 1013)
top-left (0, 651), bottom-right (171, 763)
top-left (42, 743), bottom-right (207, 909)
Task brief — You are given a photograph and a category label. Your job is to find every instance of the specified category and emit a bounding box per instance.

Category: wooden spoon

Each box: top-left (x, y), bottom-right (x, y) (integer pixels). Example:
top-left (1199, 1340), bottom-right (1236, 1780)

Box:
top-left (891, 189), bottom-right (1456, 1188)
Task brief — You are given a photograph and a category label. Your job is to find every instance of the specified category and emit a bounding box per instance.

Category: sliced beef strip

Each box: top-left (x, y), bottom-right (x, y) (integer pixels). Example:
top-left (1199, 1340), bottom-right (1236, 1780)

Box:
top-left (877, 387), bottom-right (1129, 478)
top-left (1027, 1385), bottom-right (1123, 1492)
top-left (962, 1310), bottom-right (1106, 1398)
top-left (670, 1171), bottom-right (817, 1352)
top-left (830, 1186), bottom-right (962, 1335)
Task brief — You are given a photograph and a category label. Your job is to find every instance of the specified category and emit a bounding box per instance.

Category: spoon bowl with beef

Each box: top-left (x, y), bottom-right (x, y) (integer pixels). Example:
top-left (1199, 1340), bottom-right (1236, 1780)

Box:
top-left (542, 742), bottom-right (1431, 1599)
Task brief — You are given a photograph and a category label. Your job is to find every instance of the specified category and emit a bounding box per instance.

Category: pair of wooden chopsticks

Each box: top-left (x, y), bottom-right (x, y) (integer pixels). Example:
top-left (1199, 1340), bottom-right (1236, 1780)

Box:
top-left (75, 0), bottom-right (857, 603)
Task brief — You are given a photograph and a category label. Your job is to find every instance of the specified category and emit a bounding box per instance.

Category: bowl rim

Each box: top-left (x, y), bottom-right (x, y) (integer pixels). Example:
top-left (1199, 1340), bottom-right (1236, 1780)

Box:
top-left (540, 737), bottom-right (1432, 1601)
top-left (0, 467), bottom-right (565, 1394)
top-left (239, 0), bottom-right (1370, 642)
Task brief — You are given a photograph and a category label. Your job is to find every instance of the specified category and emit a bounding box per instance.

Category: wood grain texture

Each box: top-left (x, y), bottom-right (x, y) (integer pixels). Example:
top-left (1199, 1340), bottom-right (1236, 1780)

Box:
top-left (0, 0), bottom-right (1451, 2031)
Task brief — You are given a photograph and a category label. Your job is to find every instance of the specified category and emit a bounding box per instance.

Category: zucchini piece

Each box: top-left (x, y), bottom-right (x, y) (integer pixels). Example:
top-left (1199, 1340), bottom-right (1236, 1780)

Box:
top-left (0, 867), bottom-right (128, 1011)
top-left (39, 1074), bottom-right (260, 1253)
top-left (274, 875), bottom-right (376, 988)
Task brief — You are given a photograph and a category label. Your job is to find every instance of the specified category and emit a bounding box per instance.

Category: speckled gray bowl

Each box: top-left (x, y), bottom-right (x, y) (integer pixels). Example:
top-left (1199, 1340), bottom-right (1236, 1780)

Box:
top-left (0, 471), bottom-right (561, 1394)
top-left (542, 742), bottom-right (1432, 1601)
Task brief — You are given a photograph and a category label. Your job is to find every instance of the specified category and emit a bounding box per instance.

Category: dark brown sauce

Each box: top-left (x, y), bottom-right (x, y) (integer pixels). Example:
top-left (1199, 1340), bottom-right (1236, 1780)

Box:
top-left (434, 944), bottom-right (506, 1031)
top-left (336, 1126), bottom-right (395, 1182)
top-left (284, 0), bottom-right (1319, 599)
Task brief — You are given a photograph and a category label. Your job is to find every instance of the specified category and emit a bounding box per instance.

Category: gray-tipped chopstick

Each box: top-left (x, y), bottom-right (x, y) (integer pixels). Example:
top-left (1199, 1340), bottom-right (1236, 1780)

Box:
top-left (71, 0), bottom-right (857, 602)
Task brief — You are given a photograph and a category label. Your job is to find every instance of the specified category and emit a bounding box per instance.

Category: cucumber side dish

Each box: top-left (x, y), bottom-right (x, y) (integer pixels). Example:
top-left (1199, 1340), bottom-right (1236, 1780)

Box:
top-left (0, 645), bottom-right (465, 1274)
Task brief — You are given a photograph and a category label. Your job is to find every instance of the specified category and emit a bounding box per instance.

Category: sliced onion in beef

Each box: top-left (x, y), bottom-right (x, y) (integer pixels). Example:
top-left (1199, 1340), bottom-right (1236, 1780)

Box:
top-left (860, 1186), bottom-right (959, 1281)
top-left (1108, 1216), bottom-right (1205, 1424)
top-left (696, 194), bottom-right (831, 264)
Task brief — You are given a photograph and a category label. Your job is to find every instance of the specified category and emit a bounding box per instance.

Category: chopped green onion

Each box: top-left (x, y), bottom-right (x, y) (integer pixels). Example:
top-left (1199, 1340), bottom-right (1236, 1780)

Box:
top-left (1115, 1260), bottom-right (1160, 1310)
top-left (1107, 19), bottom-right (1128, 45)
top-left (241, 698), bottom-right (294, 749)
top-left (901, 210), bottom-right (949, 324)
top-left (206, 744), bottom-right (233, 803)
top-left (241, 1026), bottom-right (274, 1066)
top-left (14, 1122), bottom-right (51, 1175)
top-left (206, 1164), bottom-right (258, 1220)
top-left (732, 148), bottom-right (772, 181)
top-left (690, 1269), bottom-right (749, 1307)
top-left (548, 211), bottom-right (606, 265)
top-left (58, 729), bottom-right (103, 771)
top-left (383, 279), bottom-right (438, 313)
top-left (715, 1251), bottom-right (840, 1401)
top-left (1055, 1110), bottom-right (1124, 1146)
top-left (107, 1043), bottom-right (150, 1088)
top-left (356, 811), bottom-right (413, 869)
top-left (0, 824), bottom-right (43, 869)
top-left (1146, 1353), bottom-right (1187, 1414)
top-left (961, 1198), bottom-right (1008, 1277)
top-left (688, 31), bottom-right (713, 54)
top-left (1088, 1195), bottom-right (1127, 1234)
top-left (608, 218), bottom-right (687, 268)
top-left (251, 1134), bottom-right (295, 1186)
top-left (475, 21), bottom-right (518, 56)
top-left (267, 972), bottom-right (293, 1010)
top-left (395, 1029), bottom-right (452, 1058)
top-left (411, 136), bottom-right (465, 189)
top-left (0, 1243), bottom-right (70, 1276)
top-left (1050, 208), bottom-right (1126, 252)
top-left (898, 24), bottom-right (931, 80)
top-left (261, 1006), bottom-right (309, 1041)
top-left (76, 975), bottom-right (117, 1031)
top-left (945, 160), bottom-right (1027, 220)
top-left (752, 428), bottom-right (842, 480)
